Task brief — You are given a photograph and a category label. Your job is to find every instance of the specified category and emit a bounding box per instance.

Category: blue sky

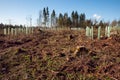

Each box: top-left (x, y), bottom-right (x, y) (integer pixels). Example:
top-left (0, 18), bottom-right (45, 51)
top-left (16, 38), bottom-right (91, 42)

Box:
top-left (0, 0), bottom-right (120, 26)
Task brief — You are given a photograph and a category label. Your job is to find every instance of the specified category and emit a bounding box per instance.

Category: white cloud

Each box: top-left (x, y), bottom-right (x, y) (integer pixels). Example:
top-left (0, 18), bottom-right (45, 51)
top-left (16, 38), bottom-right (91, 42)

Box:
top-left (93, 14), bottom-right (101, 20)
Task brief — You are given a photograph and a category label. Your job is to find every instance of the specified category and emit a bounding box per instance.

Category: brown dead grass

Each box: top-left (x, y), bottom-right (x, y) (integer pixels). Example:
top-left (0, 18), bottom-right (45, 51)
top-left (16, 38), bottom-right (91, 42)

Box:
top-left (0, 29), bottom-right (120, 80)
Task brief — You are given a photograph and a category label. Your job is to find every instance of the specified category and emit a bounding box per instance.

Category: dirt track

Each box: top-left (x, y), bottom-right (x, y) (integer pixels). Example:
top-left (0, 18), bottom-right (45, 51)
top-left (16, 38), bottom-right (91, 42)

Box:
top-left (0, 29), bottom-right (120, 80)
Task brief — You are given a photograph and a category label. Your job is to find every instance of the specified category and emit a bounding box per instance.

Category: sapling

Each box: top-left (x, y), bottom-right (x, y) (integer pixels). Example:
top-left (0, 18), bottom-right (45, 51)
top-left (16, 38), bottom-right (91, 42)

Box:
top-left (14, 28), bottom-right (17, 36)
top-left (13, 28), bottom-right (14, 36)
top-left (26, 27), bottom-right (28, 34)
top-left (86, 26), bottom-right (90, 37)
top-left (8, 27), bottom-right (10, 35)
top-left (29, 27), bottom-right (31, 34)
top-left (27, 27), bottom-right (29, 34)
top-left (28, 27), bottom-right (30, 34)
top-left (23, 27), bottom-right (25, 34)
top-left (11, 28), bottom-right (13, 35)
top-left (31, 27), bottom-right (34, 34)
top-left (30, 27), bottom-right (33, 34)
top-left (15, 28), bottom-right (16, 35)
top-left (98, 26), bottom-right (101, 39)
top-left (107, 26), bottom-right (110, 37)
top-left (4, 28), bottom-right (7, 35)
top-left (105, 26), bottom-right (108, 37)
top-left (91, 26), bottom-right (94, 39)
top-left (24, 27), bottom-right (26, 34)
top-left (86, 26), bottom-right (87, 36)
top-left (18, 27), bottom-right (21, 34)
top-left (30, 27), bottom-right (32, 34)
top-left (22, 27), bottom-right (24, 34)
top-left (20, 27), bottom-right (22, 34)
top-left (16, 27), bottom-right (18, 35)
top-left (89, 28), bottom-right (92, 37)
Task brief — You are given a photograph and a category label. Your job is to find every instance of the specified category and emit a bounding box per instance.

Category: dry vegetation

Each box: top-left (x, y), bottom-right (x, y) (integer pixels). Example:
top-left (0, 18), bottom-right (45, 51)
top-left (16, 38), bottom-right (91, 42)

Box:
top-left (0, 28), bottom-right (120, 80)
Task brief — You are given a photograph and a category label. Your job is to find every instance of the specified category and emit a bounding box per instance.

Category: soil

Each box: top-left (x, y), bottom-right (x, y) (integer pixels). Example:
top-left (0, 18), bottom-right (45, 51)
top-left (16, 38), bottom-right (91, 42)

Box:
top-left (0, 29), bottom-right (120, 80)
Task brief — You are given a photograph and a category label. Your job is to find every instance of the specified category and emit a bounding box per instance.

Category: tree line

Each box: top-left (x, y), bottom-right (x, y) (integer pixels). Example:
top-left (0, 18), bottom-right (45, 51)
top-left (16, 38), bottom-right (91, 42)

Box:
top-left (37, 7), bottom-right (120, 29)
top-left (0, 7), bottom-right (120, 29)
top-left (0, 23), bottom-right (24, 28)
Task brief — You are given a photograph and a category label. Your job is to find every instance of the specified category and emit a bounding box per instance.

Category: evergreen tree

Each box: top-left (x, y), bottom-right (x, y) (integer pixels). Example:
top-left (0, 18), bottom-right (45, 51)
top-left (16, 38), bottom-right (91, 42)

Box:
top-left (46, 7), bottom-right (49, 27)
top-left (43, 7), bottom-right (49, 27)
top-left (51, 10), bottom-right (56, 27)
top-left (58, 13), bottom-right (63, 27)
top-left (67, 17), bottom-right (72, 28)
top-left (74, 11), bottom-right (79, 27)
top-left (63, 13), bottom-right (68, 27)
top-left (79, 13), bottom-right (86, 28)
top-left (43, 7), bottom-right (47, 26)
top-left (86, 19), bottom-right (93, 27)
top-left (71, 11), bottom-right (75, 27)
